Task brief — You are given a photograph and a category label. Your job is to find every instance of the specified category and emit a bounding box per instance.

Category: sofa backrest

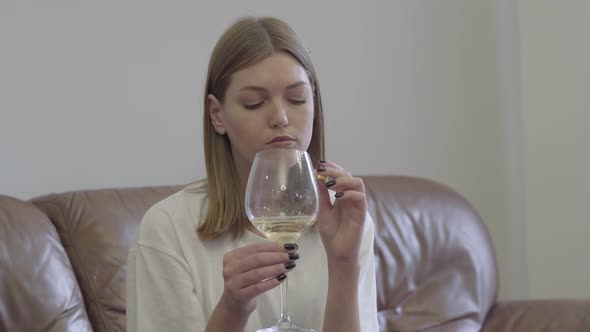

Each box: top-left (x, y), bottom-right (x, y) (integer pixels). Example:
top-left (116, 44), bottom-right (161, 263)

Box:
top-left (1, 175), bottom-right (498, 331)
top-left (31, 186), bottom-right (180, 332)
top-left (0, 195), bottom-right (92, 332)
top-left (364, 176), bottom-right (498, 330)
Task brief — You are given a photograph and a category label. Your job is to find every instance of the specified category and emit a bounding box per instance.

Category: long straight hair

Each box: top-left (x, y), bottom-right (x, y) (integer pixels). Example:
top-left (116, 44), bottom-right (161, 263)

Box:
top-left (197, 16), bottom-right (325, 240)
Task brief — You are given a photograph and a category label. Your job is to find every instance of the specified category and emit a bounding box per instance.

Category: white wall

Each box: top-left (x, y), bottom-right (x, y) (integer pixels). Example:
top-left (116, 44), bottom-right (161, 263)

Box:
top-left (520, 0), bottom-right (590, 298)
top-left (1, 1), bottom-right (524, 299)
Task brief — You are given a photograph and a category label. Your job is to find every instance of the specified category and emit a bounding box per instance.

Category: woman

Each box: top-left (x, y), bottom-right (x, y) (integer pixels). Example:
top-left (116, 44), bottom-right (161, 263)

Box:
top-left (126, 16), bottom-right (378, 332)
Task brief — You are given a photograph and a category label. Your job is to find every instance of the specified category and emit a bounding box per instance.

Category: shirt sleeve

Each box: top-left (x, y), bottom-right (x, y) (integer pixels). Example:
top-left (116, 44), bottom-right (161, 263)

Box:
top-left (358, 212), bottom-right (380, 331)
top-left (126, 206), bottom-right (207, 332)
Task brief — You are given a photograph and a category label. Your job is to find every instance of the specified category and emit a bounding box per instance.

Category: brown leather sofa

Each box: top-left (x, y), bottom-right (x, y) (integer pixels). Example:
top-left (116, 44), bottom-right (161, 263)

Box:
top-left (1, 175), bottom-right (589, 332)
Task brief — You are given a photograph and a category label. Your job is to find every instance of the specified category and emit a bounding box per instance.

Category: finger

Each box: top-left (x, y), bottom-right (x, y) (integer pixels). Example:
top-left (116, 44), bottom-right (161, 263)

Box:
top-left (332, 191), bottom-right (368, 214)
top-left (224, 251), bottom-right (295, 276)
top-left (233, 274), bottom-right (287, 301)
top-left (223, 242), bottom-right (288, 262)
top-left (317, 175), bottom-right (334, 210)
top-left (323, 177), bottom-right (365, 194)
top-left (231, 261), bottom-right (296, 289)
top-left (317, 164), bottom-right (351, 182)
top-left (319, 160), bottom-right (344, 171)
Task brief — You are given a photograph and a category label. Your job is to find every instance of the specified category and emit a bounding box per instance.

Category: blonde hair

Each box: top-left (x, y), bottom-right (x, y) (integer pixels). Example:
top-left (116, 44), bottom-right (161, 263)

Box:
top-left (197, 16), bottom-right (325, 240)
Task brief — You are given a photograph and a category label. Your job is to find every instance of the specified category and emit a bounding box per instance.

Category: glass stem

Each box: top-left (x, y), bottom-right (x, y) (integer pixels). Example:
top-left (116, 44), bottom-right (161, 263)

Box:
top-left (278, 277), bottom-right (292, 324)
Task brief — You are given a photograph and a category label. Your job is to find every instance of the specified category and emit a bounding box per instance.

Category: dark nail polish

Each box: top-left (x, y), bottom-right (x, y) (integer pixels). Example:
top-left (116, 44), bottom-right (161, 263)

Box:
top-left (289, 253), bottom-right (300, 260)
top-left (318, 165), bottom-right (326, 172)
top-left (277, 274), bottom-right (287, 281)
top-left (319, 160), bottom-right (327, 163)
top-left (335, 192), bottom-right (344, 198)
top-left (284, 243), bottom-right (298, 250)
top-left (285, 262), bottom-right (296, 270)
top-left (326, 180), bottom-right (336, 188)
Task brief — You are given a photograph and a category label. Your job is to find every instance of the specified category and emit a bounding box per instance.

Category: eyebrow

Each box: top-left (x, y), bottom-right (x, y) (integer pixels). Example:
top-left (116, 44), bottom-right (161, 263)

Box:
top-left (239, 81), bottom-right (309, 92)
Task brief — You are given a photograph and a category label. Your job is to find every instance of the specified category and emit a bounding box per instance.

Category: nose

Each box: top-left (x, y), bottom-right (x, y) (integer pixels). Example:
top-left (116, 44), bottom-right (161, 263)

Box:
top-left (268, 100), bottom-right (288, 128)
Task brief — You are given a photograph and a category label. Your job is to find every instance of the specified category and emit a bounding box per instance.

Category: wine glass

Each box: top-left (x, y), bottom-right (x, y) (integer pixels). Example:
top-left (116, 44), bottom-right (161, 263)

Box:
top-left (245, 148), bottom-right (319, 332)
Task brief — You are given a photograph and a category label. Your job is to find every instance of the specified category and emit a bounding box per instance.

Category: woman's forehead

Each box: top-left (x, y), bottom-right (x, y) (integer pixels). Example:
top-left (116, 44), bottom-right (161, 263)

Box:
top-left (229, 53), bottom-right (310, 91)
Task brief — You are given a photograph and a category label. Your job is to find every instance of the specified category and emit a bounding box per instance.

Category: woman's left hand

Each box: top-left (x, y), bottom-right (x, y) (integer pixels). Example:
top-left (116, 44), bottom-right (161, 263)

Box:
top-left (316, 160), bottom-right (367, 265)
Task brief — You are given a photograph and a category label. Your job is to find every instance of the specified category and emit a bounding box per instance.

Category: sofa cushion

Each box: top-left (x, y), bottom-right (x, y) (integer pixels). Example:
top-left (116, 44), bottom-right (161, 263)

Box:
top-left (362, 176), bottom-right (498, 331)
top-left (0, 195), bottom-right (92, 332)
top-left (32, 186), bottom-right (180, 332)
top-left (483, 299), bottom-right (590, 332)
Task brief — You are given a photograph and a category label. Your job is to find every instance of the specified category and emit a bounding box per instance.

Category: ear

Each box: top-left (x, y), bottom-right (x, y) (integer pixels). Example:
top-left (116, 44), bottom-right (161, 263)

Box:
top-left (207, 94), bottom-right (226, 135)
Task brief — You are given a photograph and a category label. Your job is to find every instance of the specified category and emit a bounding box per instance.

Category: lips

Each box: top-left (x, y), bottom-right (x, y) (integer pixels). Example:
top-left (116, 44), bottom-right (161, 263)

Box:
top-left (268, 136), bottom-right (295, 144)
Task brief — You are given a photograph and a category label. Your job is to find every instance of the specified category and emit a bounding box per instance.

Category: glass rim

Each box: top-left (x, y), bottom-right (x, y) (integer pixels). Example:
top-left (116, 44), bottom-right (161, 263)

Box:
top-left (253, 148), bottom-right (310, 160)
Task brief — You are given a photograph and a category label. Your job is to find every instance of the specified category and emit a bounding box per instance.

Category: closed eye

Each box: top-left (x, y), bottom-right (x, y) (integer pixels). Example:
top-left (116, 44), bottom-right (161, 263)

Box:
top-left (244, 101), bottom-right (264, 110)
top-left (289, 99), bottom-right (306, 105)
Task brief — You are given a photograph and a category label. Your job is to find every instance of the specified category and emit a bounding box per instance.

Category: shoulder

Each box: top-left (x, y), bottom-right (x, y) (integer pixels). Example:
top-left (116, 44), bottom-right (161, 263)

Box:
top-left (143, 179), bottom-right (208, 225)
top-left (136, 179), bottom-right (209, 250)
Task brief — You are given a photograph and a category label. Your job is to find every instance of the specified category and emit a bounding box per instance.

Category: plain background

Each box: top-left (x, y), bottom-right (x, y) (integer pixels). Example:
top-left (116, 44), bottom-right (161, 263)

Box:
top-left (1, 0), bottom-right (588, 300)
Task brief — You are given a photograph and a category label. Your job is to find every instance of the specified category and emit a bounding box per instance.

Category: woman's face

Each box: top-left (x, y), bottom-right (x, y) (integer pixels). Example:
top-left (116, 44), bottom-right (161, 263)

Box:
top-left (208, 52), bottom-right (315, 170)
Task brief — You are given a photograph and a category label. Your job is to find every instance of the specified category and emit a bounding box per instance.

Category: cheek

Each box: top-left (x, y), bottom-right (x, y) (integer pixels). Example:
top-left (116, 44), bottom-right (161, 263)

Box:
top-left (221, 106), bottom-right (251, 138)
top-left (296, 108), bottom-right (315, 146)
top-left (223, 114), bottom-right (262, 154)
top-left (304, 113), bottom-right (314, 134)
top-left (226, 119), bottom-right (254, 143)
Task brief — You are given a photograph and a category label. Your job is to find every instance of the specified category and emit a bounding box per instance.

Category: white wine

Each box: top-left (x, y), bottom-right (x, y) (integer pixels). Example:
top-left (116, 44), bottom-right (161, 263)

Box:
top-left (252, 216), bottom-right (315, 243)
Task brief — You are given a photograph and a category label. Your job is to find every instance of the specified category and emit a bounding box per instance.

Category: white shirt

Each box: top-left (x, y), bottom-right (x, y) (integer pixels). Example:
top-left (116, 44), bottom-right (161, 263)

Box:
top-left (126, 182), bottom-right (379, 332)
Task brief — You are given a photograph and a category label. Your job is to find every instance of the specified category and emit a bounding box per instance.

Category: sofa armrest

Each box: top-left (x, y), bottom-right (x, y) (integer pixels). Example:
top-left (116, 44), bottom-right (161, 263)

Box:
top-left (482, 300), bottom-right (590, 332)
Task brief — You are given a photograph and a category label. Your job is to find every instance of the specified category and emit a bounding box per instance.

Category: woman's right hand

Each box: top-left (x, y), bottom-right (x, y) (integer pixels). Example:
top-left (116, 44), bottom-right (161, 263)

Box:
top-left (218, 242), bottom-right (299, 317)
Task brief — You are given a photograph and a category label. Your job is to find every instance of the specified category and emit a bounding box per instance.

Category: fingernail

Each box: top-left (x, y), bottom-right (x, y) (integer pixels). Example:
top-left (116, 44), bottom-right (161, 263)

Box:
top-left (277, 274), bottom-right (287, 281)
top-left (318, 165), bottom-right (326, 172)
top-left (319, 160), bottom-right (327, 163)
top-left (284, 262), bottom-right (296, 270)
top-left (289, 252), bottom-right (300, 260)
top-left (284, 243), bottom-right (298, 250)
top-left (335, 192), bottom-right (344, 198)
top-left (326, 180), bottom-right (336, 188)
